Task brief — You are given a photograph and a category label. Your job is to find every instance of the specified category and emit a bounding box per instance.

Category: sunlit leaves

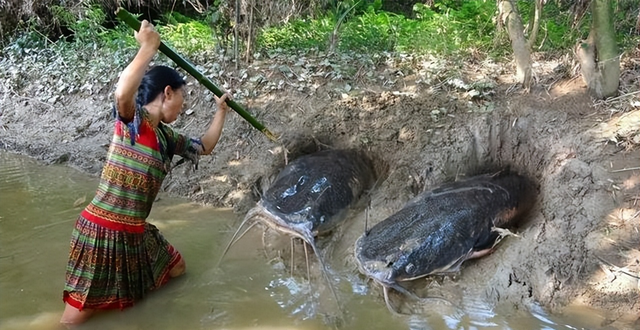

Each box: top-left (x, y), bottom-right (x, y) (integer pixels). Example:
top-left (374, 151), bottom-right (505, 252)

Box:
top-left (257, 0), bottom-right (499, 56)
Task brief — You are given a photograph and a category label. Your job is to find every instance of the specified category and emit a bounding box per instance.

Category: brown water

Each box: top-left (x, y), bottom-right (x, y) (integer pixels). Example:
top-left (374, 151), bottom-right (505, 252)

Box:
top-left (0, 151), bottom-right (603, 330)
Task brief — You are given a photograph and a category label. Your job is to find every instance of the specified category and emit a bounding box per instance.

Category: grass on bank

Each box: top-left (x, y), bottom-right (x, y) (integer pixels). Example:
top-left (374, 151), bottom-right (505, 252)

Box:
top-left (2, 1), bottom-right (638, 62)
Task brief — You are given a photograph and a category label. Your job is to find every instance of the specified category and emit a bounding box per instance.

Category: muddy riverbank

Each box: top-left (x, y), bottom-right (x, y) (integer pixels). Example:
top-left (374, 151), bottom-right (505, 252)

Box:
top-left (1, 45), bottom-right (639, 328)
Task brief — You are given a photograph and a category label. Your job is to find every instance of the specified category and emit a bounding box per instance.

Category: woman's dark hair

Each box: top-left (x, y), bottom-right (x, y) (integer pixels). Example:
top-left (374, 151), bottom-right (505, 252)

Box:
top-left (135, 65), bottom-right (186, 108)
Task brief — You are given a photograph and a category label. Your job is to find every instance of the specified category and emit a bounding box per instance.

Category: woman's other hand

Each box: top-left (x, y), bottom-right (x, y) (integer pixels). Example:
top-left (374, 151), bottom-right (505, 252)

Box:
top-left (200, 92), bottom-right (232, 155)
top-left (214, 93), bottom-right (231, 114)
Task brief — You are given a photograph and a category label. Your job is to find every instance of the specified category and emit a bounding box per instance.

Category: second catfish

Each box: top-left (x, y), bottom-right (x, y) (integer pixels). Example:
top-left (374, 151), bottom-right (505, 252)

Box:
top-left (355, 169), bottom-right (536, 313)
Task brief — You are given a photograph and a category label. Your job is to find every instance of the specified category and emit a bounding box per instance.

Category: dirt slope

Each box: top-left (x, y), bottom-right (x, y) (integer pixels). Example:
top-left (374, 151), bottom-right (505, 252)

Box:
top-left (1, 49), bottom-right (638, 328)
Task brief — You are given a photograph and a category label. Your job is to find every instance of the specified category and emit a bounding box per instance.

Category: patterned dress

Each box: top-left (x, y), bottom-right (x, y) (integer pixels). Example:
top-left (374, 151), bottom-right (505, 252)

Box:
top-left (63, 106), bottom-right (204, 310)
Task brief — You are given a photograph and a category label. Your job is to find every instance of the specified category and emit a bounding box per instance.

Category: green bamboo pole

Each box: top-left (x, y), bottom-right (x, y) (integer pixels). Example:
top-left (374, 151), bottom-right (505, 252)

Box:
top-left (115, 7), bottom-right (277, 142)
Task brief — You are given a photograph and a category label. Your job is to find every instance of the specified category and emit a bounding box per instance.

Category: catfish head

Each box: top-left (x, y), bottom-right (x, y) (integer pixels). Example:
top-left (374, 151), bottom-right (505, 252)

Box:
top-left (354, 234), bottom-right (425, 287)
top-left (354, 233), bottom-right (437, 314)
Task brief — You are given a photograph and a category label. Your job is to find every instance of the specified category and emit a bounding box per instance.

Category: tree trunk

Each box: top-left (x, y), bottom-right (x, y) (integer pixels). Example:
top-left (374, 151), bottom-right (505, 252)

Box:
top-left (576, 0), bottom-right (619, 99)
top-left (234, 0), bottom-right (240, 69)
top-left (498, 0), bottom-right (532, 89)
top-left (245, 0), bottom-right (254, 63)
top-left (527, 0), bottom-right (544, 50)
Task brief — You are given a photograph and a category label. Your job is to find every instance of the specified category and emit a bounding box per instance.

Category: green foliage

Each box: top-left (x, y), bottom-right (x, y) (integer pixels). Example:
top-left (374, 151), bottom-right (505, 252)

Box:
top-left (401, 0), bottom-right (497, 54)
top-left (47, 5), bottom-right (134, 51)
top-left (6, 18), bottom-right (49, 52)
top-left (4, 0), bottom-right (638, 63)
top-left (258, 17), bottom-right (335, 51)
top-left (263, 0), bottom-right (638, 57)
top-left (257, 0), bottom-right (637, 57)
top-left (328, 0), bottom-right (382, 17)
top-left (515, 0), bottom-right (587, 51)
top-left (522, 0), bottom-right (639, 52)
top-left (339, 7), bottom-right (400, 53)
top-left (156, 12), bottom-right (217, 56)
top-left (6, 4), bottom-right (221, 58)
top-left (612, 0), bottom-right (640, 50)
top-left (258, 0), bottom-right (498, 56)
top-left (204, 0), bottom-right (233, 49)
top-left (2, 5), bottom-right (133, 58)
top-left (516, 0), bottom-right (638, 52)
top-left (50, 5), bottom-right (106, 45)
top-left (50, 5), bottom-right (77, 28)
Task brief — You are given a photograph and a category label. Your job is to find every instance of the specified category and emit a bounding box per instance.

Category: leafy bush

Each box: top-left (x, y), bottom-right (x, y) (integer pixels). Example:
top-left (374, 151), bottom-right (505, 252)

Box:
top-left (613, 0), bottom-right (640, 49)
top-left (402, 1), bottom-right (497, 55)
top-left (4, 0), bottom-right (638, 63)
top-left (156, 12), bottom-right (217, 56)
top-left (339, 8), bottom-right (400, 53)
top-left (257, 0), bottom-right (499, 56)
top-left (257, 17), bottom-right (334, 51)
top-left (2, 5), bottom-right (133, 58)
top-left (515, 0), bottom-right (586, 52)
top-left (4, 18), bottom-right (49, 53)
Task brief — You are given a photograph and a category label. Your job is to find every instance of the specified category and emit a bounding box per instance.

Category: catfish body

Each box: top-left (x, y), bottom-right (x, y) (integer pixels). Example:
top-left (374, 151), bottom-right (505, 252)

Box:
top-left (219, 149), bottom-right (377, 318)
top-left (354, 170), bottom-right (535, 290)
top-left (257, 148), bottom-right (376, 241)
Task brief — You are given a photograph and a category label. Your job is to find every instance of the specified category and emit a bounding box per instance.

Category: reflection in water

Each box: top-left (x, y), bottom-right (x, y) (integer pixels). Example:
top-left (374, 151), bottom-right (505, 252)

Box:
top-left (0, 151), bottom-right (611, 330)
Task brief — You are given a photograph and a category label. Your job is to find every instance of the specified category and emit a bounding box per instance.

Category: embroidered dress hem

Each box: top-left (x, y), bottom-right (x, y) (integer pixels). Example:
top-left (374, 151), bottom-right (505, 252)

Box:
top-left (63, 215), bottom-right (182, 311)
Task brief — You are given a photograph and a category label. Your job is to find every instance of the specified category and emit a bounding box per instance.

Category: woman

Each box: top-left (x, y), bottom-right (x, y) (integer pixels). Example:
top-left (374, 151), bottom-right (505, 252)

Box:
top-left (60, 20), bottom-right (231, 326)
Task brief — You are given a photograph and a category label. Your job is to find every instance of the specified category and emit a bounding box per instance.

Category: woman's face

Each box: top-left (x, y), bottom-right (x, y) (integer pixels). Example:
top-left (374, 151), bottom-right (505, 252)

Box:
top-left (161, 86), bottom-right (185, 123)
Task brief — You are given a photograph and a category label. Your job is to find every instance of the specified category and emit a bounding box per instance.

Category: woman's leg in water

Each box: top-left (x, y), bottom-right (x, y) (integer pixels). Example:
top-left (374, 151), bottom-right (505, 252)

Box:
top-left (169, 256), bottom-right (186, 277)
top-left (60, 303), bottom-right (95, 327)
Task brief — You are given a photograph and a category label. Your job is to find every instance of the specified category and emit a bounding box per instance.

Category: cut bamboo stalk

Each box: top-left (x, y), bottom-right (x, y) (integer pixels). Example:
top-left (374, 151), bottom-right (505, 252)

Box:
top-left (115, 7), bottom-right (277, 142)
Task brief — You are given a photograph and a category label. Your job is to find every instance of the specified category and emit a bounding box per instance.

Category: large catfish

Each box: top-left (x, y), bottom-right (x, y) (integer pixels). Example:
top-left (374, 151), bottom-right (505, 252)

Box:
top-left (220, 149), bottom-right (377, 302)
top-left (354, 169), bottom-right (536, 312)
